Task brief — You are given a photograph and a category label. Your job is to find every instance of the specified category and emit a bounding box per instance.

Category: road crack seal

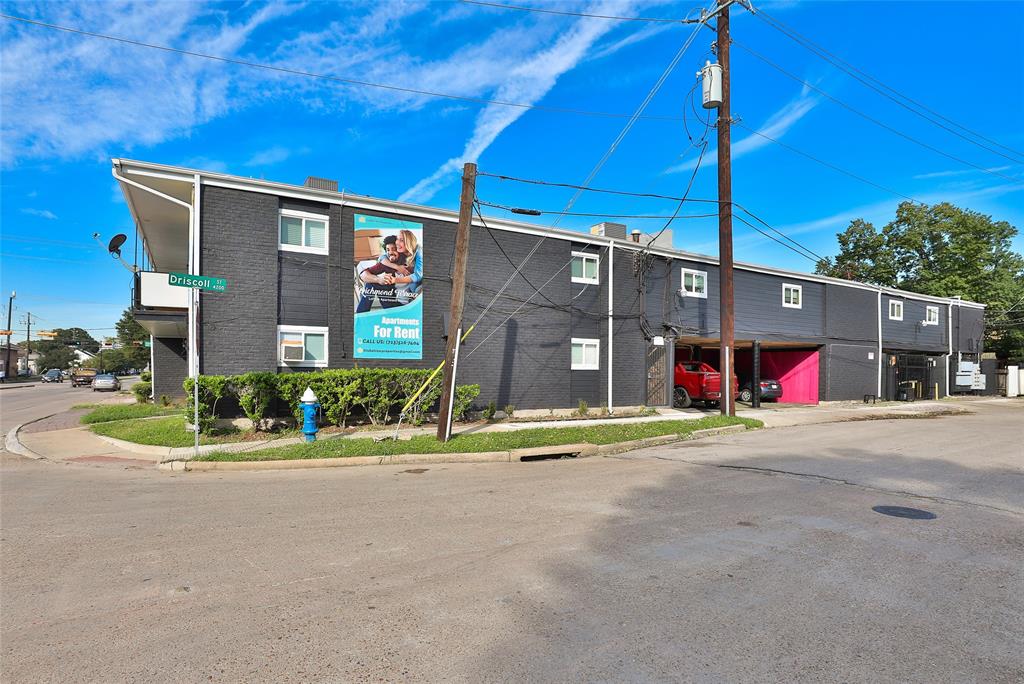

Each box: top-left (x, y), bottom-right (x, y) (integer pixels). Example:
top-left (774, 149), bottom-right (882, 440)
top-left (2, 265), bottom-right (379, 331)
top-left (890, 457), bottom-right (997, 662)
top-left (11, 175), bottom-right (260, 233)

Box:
top-left (641, 456), bottom-right (1023, 517)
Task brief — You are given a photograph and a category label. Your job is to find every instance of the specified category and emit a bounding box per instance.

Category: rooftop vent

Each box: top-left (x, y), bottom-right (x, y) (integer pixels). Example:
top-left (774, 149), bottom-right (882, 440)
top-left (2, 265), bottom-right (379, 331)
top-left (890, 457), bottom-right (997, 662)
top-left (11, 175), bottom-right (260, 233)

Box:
top-left (589, 222), bottom-right (627, 239)
top-left (304, 176), bottom-right (339, 192)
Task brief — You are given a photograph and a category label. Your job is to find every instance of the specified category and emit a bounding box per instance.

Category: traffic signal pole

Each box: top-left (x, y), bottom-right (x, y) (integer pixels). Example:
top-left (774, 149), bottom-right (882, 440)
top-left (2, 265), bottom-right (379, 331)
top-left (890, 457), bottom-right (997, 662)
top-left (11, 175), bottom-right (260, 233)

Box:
top-left (716, 4), bottom-right (736, 417)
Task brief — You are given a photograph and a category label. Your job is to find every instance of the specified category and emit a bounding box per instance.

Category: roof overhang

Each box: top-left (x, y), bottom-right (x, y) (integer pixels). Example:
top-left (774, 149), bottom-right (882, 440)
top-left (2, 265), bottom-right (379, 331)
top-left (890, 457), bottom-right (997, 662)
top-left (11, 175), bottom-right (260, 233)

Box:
top-left (113, 159), bottom-right (193, 273)
top-left (132, 310), bottom-right (187, 338)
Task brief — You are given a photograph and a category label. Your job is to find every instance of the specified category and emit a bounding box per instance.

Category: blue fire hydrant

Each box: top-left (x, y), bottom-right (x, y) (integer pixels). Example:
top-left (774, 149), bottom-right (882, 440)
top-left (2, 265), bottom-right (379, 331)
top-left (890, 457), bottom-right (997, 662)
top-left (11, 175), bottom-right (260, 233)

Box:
top-left (300, 386), bottom-right (320, 443)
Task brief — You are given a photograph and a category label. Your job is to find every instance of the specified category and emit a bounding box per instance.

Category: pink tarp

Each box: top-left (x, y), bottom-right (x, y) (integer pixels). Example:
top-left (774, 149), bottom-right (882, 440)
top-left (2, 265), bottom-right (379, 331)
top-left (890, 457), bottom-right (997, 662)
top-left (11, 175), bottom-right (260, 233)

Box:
top-left (734, 348), bottom-right (820, 404)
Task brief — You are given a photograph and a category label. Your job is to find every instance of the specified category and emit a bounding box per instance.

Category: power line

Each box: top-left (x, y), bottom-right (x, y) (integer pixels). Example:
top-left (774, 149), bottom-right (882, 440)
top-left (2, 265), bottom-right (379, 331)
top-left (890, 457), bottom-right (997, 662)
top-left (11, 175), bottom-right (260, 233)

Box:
top-left (479, 172), bottom-right (725, 204)
top-left (732, 120), bottom-right (921, 203)
top-left (732, 38), bottom-right (1022, 183)
top-left (0, 12), bottom-right (686, 124)
top-left (732, 214), bottom-right (820, 264)
top-left (476, 201), bottom-right (718, 219)
top-left (551, 10), bottom-right (711, 224)
top-left (459, 0), bottom-right (703, 24)
top-left (751, 7), bottom-right (1024, 164)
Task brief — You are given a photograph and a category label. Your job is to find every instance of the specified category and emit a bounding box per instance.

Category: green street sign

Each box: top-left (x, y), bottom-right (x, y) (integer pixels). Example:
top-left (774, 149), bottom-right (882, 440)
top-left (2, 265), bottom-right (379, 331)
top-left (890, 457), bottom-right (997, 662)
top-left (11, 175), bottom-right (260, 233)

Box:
top-left (143, 341), bottom-right (152, 348)
top-left (168, 272), bottom-right (227, 292)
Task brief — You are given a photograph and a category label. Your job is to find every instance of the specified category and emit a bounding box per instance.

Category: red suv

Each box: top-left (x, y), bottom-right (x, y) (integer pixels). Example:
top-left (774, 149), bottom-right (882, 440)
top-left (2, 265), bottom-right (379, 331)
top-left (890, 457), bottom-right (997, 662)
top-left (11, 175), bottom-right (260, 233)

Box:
top-left (673, 361), bottom-right (739, 408)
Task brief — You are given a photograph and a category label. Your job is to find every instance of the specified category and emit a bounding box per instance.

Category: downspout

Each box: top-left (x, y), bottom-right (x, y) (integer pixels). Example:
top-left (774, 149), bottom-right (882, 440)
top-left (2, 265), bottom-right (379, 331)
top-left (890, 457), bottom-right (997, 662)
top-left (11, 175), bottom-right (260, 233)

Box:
top-left (946, 300), bottom-right (953, 397)
top-left (111, 164), bottom-right (197, 380)
top-left (876, 288), bottom-right (883, 397)
top-left (607, 243), bottom-right (614, 413)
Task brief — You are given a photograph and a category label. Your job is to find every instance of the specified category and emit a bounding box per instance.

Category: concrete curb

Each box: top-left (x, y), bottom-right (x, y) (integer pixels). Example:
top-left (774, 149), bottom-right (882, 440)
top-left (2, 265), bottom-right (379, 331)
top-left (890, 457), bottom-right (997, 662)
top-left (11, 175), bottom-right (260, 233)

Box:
top-left (3, 413), bottom-right (59, 460)
top-left (159, 426), bottom-right (752, 474)
top-left (0, 383), bottom-right (37, 391)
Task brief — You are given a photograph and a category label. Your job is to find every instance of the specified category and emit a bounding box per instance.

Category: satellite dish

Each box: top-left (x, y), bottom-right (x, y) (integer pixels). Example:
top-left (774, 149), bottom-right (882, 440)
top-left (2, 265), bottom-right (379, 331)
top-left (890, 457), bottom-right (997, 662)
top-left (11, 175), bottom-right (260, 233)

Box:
top-left (107, 234), bottom-right (128, 257)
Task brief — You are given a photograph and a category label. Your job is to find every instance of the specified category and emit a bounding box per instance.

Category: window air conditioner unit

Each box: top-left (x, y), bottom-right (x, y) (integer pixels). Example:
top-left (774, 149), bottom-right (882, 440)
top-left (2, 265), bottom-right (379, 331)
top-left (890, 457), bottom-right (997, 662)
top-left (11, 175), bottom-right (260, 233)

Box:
top-left (282, 343), bottom-right (304, 361)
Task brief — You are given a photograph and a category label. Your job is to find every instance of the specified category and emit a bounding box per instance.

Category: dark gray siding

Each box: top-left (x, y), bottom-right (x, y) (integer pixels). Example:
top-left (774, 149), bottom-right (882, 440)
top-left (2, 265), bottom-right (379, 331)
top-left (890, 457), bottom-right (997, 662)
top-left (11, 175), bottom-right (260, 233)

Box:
top-left (279, 254), bottom-right (328, 327)
top-left (881, 295), bottom-right (947, 352)
top-left (152, 337), bottom-right (186, 398)
top-left (653, 260), bottom-right (826, 341)
top-left (954, 305), bottom-right (985, 354)
top-left (824, 343), bottom-right (877, 400)
top-left (825, 284), bottom-right (876, 344)
top-left (612, 247), bottom-right (646, 406)
top-left (200, 186), bottom-right (280, 375)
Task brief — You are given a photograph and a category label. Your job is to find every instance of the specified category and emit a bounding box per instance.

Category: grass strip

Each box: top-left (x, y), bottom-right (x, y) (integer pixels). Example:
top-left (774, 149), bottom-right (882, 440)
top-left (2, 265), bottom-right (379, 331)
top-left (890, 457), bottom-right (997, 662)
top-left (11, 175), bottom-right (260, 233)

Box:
top-left (90, 416), bottom-right (240, 447)
top-left (200, 416), bottom-right (761, 462)
top-left (79, 404), bottom-right (180, 424)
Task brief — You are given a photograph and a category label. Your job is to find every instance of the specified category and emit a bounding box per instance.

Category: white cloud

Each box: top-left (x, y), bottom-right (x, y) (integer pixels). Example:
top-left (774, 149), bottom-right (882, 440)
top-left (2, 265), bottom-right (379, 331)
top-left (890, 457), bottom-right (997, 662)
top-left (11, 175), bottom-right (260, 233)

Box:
top-left (400, 0), bottom-right (631, 203)
top-left (21, 208), bottom-right (58, 220)
top-left (912, 166), bottom-right (1012, 180)
top-left (0, 1), bottom-right (302, 167)
top-left (668, 86), bottom-right (820, 173)
top-left (244, 146), bottom-right (293, 167)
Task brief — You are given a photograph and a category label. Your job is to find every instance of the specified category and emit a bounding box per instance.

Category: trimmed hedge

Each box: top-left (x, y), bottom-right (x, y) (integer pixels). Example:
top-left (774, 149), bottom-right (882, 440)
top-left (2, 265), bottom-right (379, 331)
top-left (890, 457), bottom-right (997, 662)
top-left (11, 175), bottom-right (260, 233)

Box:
top-left (183, 368), bottom-right (479, 434)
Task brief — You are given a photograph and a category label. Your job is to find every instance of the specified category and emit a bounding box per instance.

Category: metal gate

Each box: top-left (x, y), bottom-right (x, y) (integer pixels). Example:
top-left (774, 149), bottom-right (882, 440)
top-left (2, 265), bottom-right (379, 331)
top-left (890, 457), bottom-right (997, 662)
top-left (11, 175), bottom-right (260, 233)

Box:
top-left (646, 344), bottom-right (668, 406)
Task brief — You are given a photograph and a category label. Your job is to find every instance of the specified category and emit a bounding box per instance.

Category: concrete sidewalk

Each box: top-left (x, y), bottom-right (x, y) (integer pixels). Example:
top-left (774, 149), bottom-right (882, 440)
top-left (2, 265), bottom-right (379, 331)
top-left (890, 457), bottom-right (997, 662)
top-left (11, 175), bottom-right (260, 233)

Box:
top-left (8, 397), bottom-right (985, 468)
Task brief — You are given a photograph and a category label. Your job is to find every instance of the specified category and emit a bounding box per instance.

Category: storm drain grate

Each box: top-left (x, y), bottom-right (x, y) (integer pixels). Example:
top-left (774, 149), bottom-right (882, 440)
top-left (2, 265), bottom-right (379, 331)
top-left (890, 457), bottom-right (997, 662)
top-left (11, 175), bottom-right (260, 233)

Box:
top-left (872, 505), bottom-right (937, 520)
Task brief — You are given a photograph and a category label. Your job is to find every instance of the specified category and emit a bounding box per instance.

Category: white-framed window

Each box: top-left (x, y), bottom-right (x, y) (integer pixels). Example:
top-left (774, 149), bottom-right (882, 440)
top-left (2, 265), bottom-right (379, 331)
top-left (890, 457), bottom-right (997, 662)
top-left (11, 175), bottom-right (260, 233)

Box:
top-left (680, 268), bottom-right (708, 298)
top-left (571, 338), bottom-right (600, 370)
top-left (782, 283), bottom-right (802, 309)
top-left (571, 251), bottom-right (600, 285)
top-left (279, 209), bottom-right (329, 255)
top-left (925, 305), bottom-right (939, 326)
top-left (889, 299), bottom-right (904, 321)
top-left (278, 326), bottom-right (328, 367)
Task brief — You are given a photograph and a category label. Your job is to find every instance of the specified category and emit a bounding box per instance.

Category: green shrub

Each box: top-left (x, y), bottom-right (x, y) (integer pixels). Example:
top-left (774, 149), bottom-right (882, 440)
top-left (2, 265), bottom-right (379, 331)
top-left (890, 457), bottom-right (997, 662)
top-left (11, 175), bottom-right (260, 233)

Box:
top-left (132, 380), bottom-right (152, 404)
top-left (230, 372), bottom-right (277, 431)
top-left (140, 371), bottom-right (152, 382)
top-left (183, 375), bottom-right (230, 434)
top-left (159, 394), bottom-right (172, 407)
top-left (504, 404), bottom-right (516, 418)
top-left (482, 400), bottom-right (497, 420)
top-left (453, 384), bottom-right (480, 421)
top-left (576, 399), bottom-right (589, 416)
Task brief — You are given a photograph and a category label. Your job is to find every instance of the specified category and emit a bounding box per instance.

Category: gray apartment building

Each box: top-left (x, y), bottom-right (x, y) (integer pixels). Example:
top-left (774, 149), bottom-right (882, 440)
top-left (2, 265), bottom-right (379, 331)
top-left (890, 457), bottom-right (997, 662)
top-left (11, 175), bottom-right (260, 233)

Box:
top-left (115, 158), bottom-right (985, 410)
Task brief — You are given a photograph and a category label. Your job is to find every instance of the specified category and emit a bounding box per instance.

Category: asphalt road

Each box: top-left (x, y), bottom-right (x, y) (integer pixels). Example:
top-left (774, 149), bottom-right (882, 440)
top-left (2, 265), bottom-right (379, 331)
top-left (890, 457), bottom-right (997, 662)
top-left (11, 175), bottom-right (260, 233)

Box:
top-left (1, 400), bottom-right (1021, 682)
top-left (0, 378), bottom-right (137, 434)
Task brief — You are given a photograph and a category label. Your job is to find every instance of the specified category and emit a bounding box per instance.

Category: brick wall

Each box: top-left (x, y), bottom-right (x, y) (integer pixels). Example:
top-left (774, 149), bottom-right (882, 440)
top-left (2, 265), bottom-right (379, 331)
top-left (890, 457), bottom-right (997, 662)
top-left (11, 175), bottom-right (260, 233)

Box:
top-left (152, 337), bottom-right (186, 398)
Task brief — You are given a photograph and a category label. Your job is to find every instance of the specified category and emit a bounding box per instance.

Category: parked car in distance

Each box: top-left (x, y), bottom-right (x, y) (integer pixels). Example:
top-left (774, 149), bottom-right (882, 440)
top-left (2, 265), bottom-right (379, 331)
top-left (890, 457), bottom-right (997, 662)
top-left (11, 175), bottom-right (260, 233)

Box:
top-left (71, 367), bottom-right (98, 387)
top-left (739, 378), bottom-right (783, 403)
top-left (673, 361), bottom-right (739, 408)
top-left (91, 374), bottom-right (121, 392)
top-left (41, 369), bottom-right (64, 383)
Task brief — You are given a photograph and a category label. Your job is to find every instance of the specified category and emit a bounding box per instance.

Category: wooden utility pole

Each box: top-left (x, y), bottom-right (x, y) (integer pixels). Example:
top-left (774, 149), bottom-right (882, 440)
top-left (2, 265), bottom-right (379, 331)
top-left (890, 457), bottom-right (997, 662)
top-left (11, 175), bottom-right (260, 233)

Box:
top-left (717, 4), bottom-right (736, 417)
top-left (437, 162), bottom-right (477, 441)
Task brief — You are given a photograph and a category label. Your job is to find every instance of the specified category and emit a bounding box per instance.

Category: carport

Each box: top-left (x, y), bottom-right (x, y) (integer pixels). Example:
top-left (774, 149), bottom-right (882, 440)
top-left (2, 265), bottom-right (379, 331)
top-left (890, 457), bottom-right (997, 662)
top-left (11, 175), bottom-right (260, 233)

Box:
top-left (675, 339), bottom-right (821, 404)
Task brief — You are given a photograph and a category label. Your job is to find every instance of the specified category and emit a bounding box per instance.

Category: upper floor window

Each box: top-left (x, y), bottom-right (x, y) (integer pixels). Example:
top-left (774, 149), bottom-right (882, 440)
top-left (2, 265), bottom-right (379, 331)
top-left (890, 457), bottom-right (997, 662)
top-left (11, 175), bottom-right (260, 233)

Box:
top-left (925, 305), bottom-right (939, 326)
top-left (782, 283), bottom-right (802, 309)
top-left (571, 338), bottom-right (600, 370)
top-left (681, 268), bottom-right (707, 298)
top-left (279, 209), bottom-right (329, 255)
top-left (889, 299), bottom-right (903, 321)
top-left (279, 326), bottom-right (328, 367)
top-left (571, 252), bottom-right (599, 285)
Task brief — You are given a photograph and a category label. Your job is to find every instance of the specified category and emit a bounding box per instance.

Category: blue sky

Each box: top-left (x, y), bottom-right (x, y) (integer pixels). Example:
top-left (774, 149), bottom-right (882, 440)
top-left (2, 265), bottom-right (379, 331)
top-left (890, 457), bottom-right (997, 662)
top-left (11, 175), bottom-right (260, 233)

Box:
top-left (2, 0), bottom-right (1022, 341)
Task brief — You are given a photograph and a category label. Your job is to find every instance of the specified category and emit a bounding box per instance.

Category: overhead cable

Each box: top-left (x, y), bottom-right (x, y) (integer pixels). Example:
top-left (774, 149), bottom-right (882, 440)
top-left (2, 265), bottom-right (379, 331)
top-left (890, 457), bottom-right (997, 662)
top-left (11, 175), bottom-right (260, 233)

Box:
top-left (732, 39), bottom-right (1022, 183)
top-left (732, 121), bottom-right (922, 203)
top-left (0, 13), bottom-right (685, 123)
top-left (459, 0), bottom-right (703, 24)
top-left (751, 8), bottom-right (1024, 164)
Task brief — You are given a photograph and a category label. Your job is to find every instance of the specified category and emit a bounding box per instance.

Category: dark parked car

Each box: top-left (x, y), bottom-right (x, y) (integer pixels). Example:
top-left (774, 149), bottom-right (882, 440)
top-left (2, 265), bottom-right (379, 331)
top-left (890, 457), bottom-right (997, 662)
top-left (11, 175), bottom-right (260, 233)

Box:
top-left (41, 369), bottom-right (64, 383)
top-left (739, 378), bottom-right (783, 403)
top-left (91, 374), bottom-right (121, 392)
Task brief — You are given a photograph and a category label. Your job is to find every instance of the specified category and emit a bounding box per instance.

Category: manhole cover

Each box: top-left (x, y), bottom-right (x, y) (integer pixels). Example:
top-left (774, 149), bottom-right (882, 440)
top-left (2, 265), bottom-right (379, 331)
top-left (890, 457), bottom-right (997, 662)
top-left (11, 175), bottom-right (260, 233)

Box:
top-left (872, 505), bottom-right (936, 520)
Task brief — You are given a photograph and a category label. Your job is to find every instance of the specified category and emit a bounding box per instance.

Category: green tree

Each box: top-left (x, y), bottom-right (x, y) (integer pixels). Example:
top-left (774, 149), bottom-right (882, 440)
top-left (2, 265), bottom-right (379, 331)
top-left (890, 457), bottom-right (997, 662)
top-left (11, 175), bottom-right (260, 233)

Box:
top-left (37, 346), bottom-right (76, 371)
top-left (115, 309), bottom-right (150, 370)
top-left (816, 202), bottom-right (1024, 358)
top-left (53, 327), bottom-right (100, 354)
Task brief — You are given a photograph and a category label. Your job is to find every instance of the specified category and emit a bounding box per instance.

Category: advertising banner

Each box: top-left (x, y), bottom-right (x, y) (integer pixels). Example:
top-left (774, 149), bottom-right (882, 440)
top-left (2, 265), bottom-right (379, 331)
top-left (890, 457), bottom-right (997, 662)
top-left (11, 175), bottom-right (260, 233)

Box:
top-left (353, 214), bottom-right (424, 359)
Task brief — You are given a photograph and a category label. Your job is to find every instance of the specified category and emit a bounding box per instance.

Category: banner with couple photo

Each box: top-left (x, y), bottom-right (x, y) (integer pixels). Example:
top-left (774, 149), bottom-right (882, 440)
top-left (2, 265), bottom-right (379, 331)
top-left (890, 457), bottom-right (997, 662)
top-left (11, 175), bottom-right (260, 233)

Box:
top-left (353, 214), bottom-right (424, 359)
